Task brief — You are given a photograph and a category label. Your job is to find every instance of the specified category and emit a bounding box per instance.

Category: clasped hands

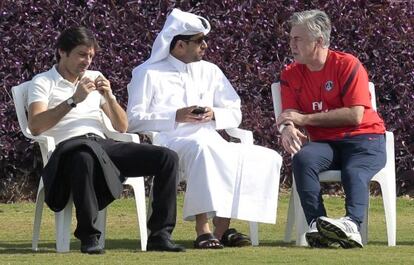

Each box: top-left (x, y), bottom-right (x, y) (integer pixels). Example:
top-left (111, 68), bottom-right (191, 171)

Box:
top-left (277, 111), bottom-right (308, 155)
top-left (72, 75), bottom-right (113, 104)
top-left (176, 105), bottom-right (214, 123)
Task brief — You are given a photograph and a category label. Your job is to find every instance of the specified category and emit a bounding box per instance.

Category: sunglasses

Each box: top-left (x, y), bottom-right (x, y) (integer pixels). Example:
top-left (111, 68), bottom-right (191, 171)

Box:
top-left (183, 36), bottom-right (207, 45)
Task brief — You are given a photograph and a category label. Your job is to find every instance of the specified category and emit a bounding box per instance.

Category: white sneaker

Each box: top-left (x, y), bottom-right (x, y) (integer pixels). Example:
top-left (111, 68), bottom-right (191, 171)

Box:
top-left (305, 220), bottom-right (333, 248)
top-left (316, 216), bottom-right (363, 248)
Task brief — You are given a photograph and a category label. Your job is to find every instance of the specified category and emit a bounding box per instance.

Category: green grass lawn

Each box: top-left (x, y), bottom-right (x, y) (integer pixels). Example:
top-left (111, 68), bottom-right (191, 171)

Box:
top-left (1, 193), bottom-right (414, 265)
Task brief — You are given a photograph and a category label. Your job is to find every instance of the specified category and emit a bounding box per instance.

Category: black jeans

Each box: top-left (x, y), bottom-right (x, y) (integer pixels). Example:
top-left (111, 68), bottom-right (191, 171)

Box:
top-left (62, 134), bottom-right (179, 242)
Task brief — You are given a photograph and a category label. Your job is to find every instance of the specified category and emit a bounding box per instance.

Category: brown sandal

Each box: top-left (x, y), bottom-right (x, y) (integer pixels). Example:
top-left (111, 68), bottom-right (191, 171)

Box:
top-left (194, 233), bottom-right (224, 249)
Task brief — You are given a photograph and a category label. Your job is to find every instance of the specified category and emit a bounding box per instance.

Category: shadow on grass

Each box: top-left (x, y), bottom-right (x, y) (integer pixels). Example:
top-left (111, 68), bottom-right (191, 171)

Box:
top-left (0, 239), bottom-right (300, 254)
top-left (105, 239), bottom-right (298, 250)
top-left (256, 240), bottom-right (294, 247)
top-left (259, 240), bottom-right (412, 248)
top-left (0, 241), bottom-right (56, 254)
top-left (368, 240), bottom-right (414, 246)
top-left (2, 238), bottom-right (406, 254)
top-left (0, 239), bottom-right (196, 254)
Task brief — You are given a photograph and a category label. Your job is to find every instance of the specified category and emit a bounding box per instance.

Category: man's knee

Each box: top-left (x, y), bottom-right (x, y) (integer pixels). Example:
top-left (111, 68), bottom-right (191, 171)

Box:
top-left (291, 148), bottom-right (329, 189)
top-left (162, 148), bottom-right (179, 164)
top-left (67, 149), bottom-right (96, 184)
top-left (71, 149), bottom-right (95, 165)
top-left (157, 147), bottom-right (179, 170)
top-left (292, 148), bottom-right (317, 171)
top-left (341, 167), bottom-right (373, 188)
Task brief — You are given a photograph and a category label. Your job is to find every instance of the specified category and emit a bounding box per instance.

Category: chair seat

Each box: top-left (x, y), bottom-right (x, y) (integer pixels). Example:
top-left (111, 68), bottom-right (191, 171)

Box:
top-left (318, 171), bottom-right (341, 182)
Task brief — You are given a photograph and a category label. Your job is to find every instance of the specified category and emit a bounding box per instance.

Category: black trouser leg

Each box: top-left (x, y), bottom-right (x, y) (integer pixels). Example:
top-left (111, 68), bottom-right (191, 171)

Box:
top-left (63, 148), bottom-right (101, 241)
top-left (101, 140), bottom-right (179, 240)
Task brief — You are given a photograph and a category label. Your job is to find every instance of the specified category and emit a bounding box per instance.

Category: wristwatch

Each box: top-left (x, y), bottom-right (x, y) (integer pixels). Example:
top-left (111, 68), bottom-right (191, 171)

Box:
top-left (66, 97), bottom-right (77, 108)
top-left (278, 122), bottom-right (293, 133)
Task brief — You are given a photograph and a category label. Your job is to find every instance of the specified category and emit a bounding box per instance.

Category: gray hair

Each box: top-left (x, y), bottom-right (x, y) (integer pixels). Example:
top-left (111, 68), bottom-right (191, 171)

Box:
top-left (289, 10), bottom-right (331, 48)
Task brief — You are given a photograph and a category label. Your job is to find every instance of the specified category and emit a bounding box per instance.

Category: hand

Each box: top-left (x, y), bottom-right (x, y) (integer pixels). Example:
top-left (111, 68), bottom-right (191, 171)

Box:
top-left (176, 106), bottom-right (213, 123)
top-left (277, 111), bottom-right (307, 127)
top-left (95, 75), bottom-right (113, 99)
top-left (280, 125), bottom-right (307, 155)
top-left (72, 77), bottom-right (96, 103)
top-left (198, 106), bottom-right (214, 123)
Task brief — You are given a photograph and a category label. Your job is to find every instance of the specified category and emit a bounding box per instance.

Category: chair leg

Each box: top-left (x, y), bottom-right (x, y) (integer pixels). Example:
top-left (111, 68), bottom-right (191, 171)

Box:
top-left (292, 183), bottom-right (308, 246)
top-left (55, 197), bottom-right (73, 252)
top-left (146, 180), bottom-right (154, 238)
top-left (125, 177), bottom-right (148, 251)
top-left (379, 178), bottom-right (397, 246)
top-left (295, 209), bottom-right (308, 246)
top-left (284, 192), bottom-right (295, 243)
top-left (97, 208), bottom-right (107, 249)
top-left (32, 185), bottom-right (45, 251)
top-left (249, 222), bottom-right (259, 246)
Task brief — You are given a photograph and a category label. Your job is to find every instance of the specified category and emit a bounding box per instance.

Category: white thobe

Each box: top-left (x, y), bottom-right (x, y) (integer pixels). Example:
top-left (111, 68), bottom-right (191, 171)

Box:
top-left (127, 55), bottom-right (282, 223)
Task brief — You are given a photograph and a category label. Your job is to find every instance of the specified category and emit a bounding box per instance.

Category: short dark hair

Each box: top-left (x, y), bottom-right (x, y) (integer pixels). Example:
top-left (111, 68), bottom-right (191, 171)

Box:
top-left (55, 26), bottom-right (99, 61)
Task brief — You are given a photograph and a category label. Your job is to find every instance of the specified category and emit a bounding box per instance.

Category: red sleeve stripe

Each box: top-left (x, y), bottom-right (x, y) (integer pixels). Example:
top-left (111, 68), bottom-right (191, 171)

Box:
top-left (280, 79), bottom-right (289, 87)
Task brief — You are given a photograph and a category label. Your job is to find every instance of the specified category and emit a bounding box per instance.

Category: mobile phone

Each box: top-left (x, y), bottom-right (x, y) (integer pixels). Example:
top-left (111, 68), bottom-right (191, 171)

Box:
top-left (191, 106), bottom-right (206, 114)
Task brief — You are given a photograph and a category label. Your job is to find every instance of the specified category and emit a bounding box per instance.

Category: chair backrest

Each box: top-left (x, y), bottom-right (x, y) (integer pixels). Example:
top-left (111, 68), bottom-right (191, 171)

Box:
top-left (11, 81), bottom-right (33, 139)
top-left (271, 81), bottom-right (377, 117)
top-left (368, 82), bottom-right (376, 111)
top-left (271, 83), bottom-right (283, 118)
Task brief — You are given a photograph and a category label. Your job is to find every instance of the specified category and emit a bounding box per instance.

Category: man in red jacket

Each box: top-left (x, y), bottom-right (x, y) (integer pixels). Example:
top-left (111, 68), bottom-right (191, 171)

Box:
top-left (278, 10), bottom-right (386, 248)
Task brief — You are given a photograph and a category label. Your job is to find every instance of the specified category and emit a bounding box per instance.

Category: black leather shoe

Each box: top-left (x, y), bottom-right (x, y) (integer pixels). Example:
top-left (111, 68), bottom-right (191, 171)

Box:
top-left (147, 237), bottom-right (186, 252)
top-left (80, 236), bottom-right (105, 254)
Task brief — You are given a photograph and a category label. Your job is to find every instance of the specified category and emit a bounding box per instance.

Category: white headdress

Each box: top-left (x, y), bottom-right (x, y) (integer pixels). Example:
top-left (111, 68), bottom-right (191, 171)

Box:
top-left (140, 8), bottom-right (210, 67)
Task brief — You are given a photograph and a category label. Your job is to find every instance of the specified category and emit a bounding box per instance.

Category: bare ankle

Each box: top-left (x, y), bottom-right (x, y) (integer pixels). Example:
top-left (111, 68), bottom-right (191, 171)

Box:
top-left (195, 214), bottom-right (211, 236)
top-left (213, 217), bottom-right (230, 239)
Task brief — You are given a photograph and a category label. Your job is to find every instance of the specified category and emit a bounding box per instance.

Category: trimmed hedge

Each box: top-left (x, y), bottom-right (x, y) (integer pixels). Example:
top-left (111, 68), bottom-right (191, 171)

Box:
top-left (1, 0), bottom-right (413, 202)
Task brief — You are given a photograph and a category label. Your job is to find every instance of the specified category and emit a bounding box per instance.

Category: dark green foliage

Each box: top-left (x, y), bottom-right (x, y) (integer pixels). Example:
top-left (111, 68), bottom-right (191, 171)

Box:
top-left (1, 0), bottom-right (413, 201)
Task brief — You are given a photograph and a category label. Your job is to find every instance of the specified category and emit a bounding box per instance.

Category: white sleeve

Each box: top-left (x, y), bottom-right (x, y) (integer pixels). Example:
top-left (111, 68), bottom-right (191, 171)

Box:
top-left (127, 67), bottom-right (177, 132)
top-left (211, 67), bottom-right (242, 130)
top-left (27, 76), bottom-right (51, 106)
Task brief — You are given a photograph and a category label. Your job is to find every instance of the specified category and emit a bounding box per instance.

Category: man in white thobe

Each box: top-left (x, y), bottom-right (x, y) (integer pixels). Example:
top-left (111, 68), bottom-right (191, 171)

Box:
top-left (127, 9), bottom-right (282, 249)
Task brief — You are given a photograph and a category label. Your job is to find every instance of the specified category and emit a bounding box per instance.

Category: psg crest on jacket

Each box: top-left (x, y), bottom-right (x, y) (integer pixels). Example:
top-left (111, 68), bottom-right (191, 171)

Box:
top-left (325, 80), bottom-right (334, 91)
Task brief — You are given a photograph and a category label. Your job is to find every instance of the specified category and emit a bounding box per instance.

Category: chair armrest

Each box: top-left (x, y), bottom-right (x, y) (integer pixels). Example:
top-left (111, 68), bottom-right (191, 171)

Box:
top-left (385, 131), bottom-right (394, 147)
top-left (225, 128), bottom-right (254, 145)
top-left (138, 131), bottom-right (158, 144)
top-left (105, 131), bottom-right (140, 144)
top-left (385, 130), bottom-right (395, 166)
top-left (22, 128), bottom-right (55, 146)
top-left (33, 135), bottom-right (56, 148)
top-left (130, 128), bottom-right (252, 145)
top-left (100, 111), bottom-right (140, 143)
top-left (29, 134), bottom-right (55, 165)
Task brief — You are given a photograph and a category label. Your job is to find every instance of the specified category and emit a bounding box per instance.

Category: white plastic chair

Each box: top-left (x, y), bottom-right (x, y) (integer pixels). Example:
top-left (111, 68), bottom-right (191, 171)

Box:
top-left (12, 81), bottom-right (148, 252)
top-left (142, 128), bottom-right (260, 246)
top-left (271, 82), bottom-right (396, 246)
